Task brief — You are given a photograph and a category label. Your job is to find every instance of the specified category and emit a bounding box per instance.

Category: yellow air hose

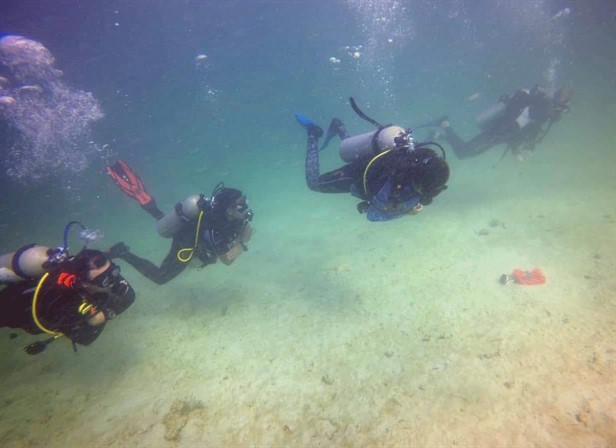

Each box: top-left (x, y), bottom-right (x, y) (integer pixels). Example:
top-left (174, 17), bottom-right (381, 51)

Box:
top-left (177, 210), bottom-right (204, 262)
top-left (31, 273), bottom-right (64, 339)
top-left (363, 149), bottom-right (391, 196)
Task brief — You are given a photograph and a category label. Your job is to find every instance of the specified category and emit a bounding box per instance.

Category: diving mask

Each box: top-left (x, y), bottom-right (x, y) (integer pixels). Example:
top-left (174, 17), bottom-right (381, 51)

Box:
top-left (93, 263), bottom-right (121, 289)
top-left (232, 196), bottom-right (253, 222)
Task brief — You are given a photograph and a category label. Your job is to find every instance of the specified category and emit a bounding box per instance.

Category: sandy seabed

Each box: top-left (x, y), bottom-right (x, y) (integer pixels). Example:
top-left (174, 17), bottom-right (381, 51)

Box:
top-left (1, 146), bottom-right (615, 447)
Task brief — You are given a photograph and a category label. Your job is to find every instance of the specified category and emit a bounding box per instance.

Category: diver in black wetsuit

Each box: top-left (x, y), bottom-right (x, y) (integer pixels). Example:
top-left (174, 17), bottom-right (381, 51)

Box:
top-left (438, 85), bottom-right (572, 160)
top-left (106, 161), bottom-right (253, 285)
top-left (0, 248), bottom-right (136, 354)
top-left (295, 98), bottom-right (450, 222)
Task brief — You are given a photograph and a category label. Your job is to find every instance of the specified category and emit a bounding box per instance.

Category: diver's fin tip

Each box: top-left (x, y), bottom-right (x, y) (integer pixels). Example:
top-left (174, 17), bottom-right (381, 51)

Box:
top-left (294, 112), bottom-right (316, 129)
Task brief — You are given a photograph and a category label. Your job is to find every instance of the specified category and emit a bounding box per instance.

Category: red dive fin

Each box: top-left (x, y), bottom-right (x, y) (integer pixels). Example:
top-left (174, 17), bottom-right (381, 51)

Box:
top-left (107, 160), bottom-right (153, 206)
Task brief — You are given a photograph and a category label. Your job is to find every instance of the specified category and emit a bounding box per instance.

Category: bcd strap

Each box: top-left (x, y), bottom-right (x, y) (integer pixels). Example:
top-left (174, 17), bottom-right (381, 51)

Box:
top-left (363, 150), bottom-right (392, 197)
top-left (370, 125), bottom-right (394, 154)
top-left (11, 243), bottom-right (37, 280)
top-left (174, 202), bottom-right (189, 222)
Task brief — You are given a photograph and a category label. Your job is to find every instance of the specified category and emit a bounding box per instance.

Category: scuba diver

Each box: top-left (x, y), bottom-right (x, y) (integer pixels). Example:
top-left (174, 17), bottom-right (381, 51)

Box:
top-left (0, 222), bottom-right (136, 355)
top-left (106, 160), bottom-right (253, 285)
top-left (435, 85), bottom-right (572, 161)
top-left (294, 97), bottom-right (450, 222)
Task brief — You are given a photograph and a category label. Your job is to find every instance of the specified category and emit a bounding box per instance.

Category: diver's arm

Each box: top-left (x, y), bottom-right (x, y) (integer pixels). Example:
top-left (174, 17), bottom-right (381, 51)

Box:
top-left (365, 180), bottom-right (422, 222)
top-left (117, 244), bottom-right (187, 285)
top-left (215, 224), bottom-right (253, 266)
top-left (43, 290), bottom-right (106, 345)
top-left (366, 204), bottom-right (402, 222)
top-left (366, 200), bottom-right (422, 221)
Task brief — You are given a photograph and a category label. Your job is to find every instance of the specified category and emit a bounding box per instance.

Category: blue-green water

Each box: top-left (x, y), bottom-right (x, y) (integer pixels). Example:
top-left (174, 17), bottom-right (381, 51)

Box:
top-left (1, 1), bottom-right (614, 446)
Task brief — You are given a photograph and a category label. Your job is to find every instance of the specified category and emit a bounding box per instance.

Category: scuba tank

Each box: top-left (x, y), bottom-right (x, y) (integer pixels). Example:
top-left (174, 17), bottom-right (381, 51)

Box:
top-left (339, 126), bottom-right (409, 163)
top-left (0, 245), bottom-right (53, 283)
top-left (0, 221), bottom-right (103, 284)
top-left (339, 97), bottom-right (414, 163)
top-left (339, 97), bottom-right (448, 205)
top-left (156, 194), bottom-right (205, 238)
top-left (475, 101), bottom-right (506, 130)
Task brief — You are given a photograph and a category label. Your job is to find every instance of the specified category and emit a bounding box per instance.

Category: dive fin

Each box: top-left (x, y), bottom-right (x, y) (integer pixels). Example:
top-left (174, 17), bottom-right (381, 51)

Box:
top-left (320, 118), bottom-right (344, 151)
top-left (294, 112), bottom-right (316, 129)
top-left (294, 112), bottom-right (323, 138)
top-left (107, 160), bottom-right (153, 206)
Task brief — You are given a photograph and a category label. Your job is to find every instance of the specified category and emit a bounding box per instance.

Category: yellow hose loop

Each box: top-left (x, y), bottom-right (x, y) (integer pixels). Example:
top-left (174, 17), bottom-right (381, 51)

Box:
top-left (32, 273), bottom-right (64, 339)
top-left (177, 247), bottom-right (194, 262)
top-left (176, 210), bottom-right (204, 263)
top-left (363, 149), bottom-right (391, 196)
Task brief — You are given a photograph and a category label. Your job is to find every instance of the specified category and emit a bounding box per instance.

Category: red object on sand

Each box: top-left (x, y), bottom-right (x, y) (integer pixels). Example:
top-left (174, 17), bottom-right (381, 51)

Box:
top-left (511, 268), bottom-right (546, 286)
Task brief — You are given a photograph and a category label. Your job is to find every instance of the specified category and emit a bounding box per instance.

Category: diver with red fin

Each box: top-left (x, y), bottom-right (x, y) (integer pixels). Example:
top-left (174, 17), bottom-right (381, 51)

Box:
top-left (106, 161), bottom-right (253, 285)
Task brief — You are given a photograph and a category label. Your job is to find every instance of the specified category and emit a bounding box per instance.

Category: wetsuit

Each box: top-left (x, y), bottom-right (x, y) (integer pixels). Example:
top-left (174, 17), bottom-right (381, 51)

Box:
top-left (0, 269), bottom-right (135, 346)
top-left (444, 88), bottom-right (564, 159)
top-left (111, 202), bottom-right (248, 285)
top-left (304, 120), bottom-right (424, 222)
top-left (106, 160), bottom-right (252, 285)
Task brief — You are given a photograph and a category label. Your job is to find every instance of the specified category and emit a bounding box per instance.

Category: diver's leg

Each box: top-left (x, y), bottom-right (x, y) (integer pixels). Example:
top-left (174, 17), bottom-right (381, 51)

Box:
top-left (0, 283), bottom-right (34, 329)
top-left (443, 127), bottom-right (502, 159)
top-left (462, 132), bottom-right (503, 157)
top-left (142, 201), bottom-right (165, 220)
top-left (305, 130), bottom-right (358, 194)
top-left (321, 118), bottom-right (351, 150)
top-left (304, 125), bottom-right (325, 191)
top-left (305, 120), bottom-right (362, 193)
top-left (313, 163), bottom-right (361, 193)
top-left (115, 245), bottom-right (187, 285)
top-left (333, 119), bottom-right (351, 140)
top-left (443, 127), bottom-right (476, 159)
top-left (297, 112), bottom-right (354, 193)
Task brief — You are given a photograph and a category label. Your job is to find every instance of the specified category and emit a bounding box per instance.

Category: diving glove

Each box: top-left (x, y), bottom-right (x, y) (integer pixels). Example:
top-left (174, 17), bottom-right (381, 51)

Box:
top-left (107, 242), bottom-right (130, 259)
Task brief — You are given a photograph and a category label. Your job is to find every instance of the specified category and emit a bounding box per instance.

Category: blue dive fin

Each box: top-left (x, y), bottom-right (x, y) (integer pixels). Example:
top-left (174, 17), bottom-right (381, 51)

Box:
top-left (294, 112), bottom-right (316, 130)
top-left (295, 112), bottom-right (323, 139)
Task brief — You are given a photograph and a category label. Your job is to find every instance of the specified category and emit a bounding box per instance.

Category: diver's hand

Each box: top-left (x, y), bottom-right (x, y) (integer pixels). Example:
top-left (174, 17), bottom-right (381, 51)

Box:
top-left (107, 242), bottom-right (129, 259)
top-left (512, 149), bottom-right (527, 163)
top-left (87, 311), bottom-right (106, 326)
top-left (241, 223), bottom-right (253, 243)
top-left (357, 201), bottom-right (370, 214)
top-left (219, 243), bottom-right (245, 266)
top-left (408, 204), bottom-right (423, 215)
